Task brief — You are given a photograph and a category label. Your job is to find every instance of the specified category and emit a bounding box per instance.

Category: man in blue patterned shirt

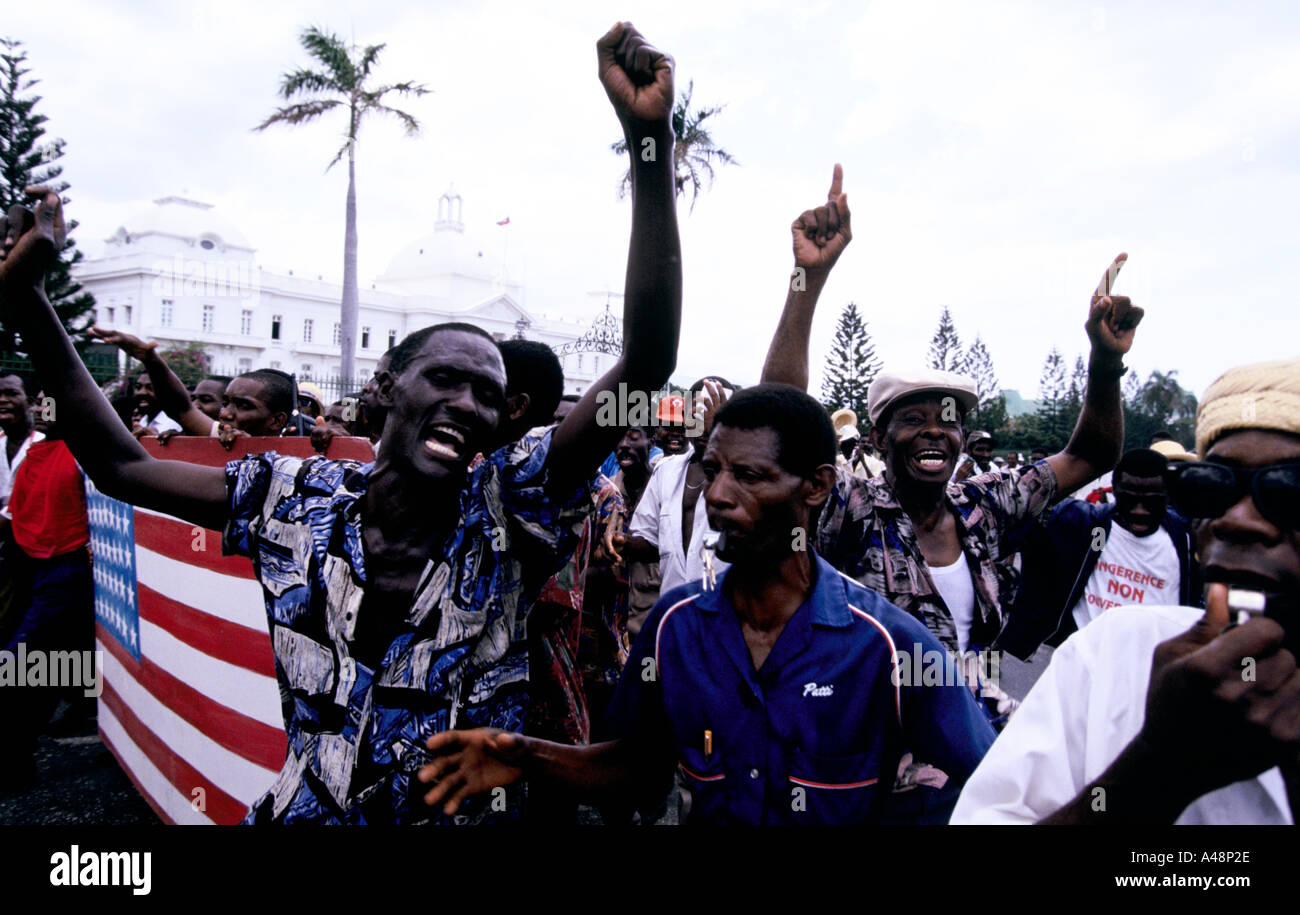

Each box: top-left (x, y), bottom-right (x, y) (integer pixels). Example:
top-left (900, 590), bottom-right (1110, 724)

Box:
top-left (0, 20), bottom-right (682, 823)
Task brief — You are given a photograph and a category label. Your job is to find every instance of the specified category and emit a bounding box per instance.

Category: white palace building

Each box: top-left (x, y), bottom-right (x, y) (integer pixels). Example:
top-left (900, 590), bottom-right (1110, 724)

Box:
top-left (73, 188), bottom-right (608, 396)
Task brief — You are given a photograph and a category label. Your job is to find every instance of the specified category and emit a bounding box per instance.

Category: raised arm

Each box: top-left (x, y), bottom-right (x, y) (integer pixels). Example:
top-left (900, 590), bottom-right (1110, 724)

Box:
top-left (547, 22), bottom-right (682, 493)
top-left (0, 191), bottom-right (228, 529)
top-left (760, 164), bottom-right (852, 388)
top-left (1044, 253), bottom-right (1142, 495)
top-left (88, 326), bottom-right (215, 436)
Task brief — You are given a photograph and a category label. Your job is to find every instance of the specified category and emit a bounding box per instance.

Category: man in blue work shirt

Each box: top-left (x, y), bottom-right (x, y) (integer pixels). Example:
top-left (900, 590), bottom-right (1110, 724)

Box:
top-left (419, 385), bottom-right (997, 824)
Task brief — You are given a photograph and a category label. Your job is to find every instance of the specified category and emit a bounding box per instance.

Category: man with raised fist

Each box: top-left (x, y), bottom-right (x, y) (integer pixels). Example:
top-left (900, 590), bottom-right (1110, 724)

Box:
top-left (953, 356), bottom-right (1300, 824)
top-left (0, 19), bottom-right (681, 824)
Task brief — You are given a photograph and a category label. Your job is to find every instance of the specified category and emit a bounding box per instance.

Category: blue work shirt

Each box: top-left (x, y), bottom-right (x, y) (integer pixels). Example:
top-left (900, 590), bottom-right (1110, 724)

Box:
top-left (609, 553), bottom-right (997, 824)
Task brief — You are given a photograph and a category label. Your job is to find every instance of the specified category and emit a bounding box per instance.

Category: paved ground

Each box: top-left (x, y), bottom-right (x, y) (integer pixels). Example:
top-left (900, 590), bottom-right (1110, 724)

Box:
top-left (0, 702), bottom-right (158, 825)
top-left (999, 643), bottom-right (1055, 702)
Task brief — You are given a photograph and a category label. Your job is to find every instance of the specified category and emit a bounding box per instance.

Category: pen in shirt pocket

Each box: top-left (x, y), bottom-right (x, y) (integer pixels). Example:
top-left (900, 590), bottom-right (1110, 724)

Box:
top-left (704, 729), bottom-right (712, 760)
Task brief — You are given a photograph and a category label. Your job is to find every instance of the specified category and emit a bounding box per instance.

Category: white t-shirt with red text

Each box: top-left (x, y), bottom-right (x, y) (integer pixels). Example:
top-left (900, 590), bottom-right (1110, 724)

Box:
top-left (1072, 522), bottom-right (1180, 630)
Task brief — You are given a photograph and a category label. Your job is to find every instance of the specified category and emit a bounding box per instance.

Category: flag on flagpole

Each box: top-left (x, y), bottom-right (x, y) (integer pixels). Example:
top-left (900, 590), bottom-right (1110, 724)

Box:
top-left (496, 217), bottom-right (510, 226)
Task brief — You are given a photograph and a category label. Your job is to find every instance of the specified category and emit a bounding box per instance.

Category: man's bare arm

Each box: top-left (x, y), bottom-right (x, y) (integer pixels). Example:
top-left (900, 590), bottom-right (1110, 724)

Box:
top-left (760, 164), bottom-right (852, 388)
top-left (89, 326), bottom-right (215, 436)
top-left (548, 23), bottom-right (682, 493)
top-left (419, 729), bottom-right (664, 816)
top-left (1046, 254), bottom-right (1141, 495)
top-left (0, 191), bottom-right (228, 530)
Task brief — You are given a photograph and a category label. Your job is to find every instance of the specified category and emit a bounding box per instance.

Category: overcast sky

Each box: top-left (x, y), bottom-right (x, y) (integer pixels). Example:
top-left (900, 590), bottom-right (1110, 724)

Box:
top-left (8, 0), bottom-right (1299, 401)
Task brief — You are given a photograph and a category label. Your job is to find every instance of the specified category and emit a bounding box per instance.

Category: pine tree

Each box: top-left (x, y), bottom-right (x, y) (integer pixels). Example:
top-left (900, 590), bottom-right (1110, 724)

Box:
top-left (0, 37), bottom-right (95, 354)
top-left (962, 335), bottom-right (1003, 433)
top-left (964, 335), bottom-right (999, 409)
top-left (820, 301), bottom-right (880, 422)
top-left (927, 306), bottom-right (965, 373)
top-left (1034, 346), bottom-right (1071, 450)
top-left (1062, 353), bottom-right (1087, 436)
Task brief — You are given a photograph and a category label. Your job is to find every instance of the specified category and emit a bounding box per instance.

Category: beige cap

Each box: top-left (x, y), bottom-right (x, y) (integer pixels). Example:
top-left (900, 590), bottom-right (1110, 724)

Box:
top-left (298, 381), bottom-right (326, 408)
top-left (1195, 356), bottom-right (1300, 458)
top-left (868, 369), bottom-right (979, 426)
top-left (1150, 439), bottom-right (1197, 463)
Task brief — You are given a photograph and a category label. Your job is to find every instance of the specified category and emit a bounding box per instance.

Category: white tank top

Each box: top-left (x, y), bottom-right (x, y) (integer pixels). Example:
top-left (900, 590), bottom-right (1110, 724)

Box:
top-left (928, 553), bottom-right (976, 653)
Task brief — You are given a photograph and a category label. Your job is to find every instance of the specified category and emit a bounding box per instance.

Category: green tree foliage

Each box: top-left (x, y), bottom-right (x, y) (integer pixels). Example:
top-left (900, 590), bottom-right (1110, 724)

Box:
top-left (1031, 346), bottom-right (1071, 451)
top-left (158, 341), bottom-right (211, 389)
top-left (612, 79), bottom-right (737, 211)
top-left (1122, 369), bottom-right (1198, 452)
top-left (927, 306), bottom-right (965, 374)
top-left (820, 301), bottom-right (879, 422)
top-left (0, 37), bottom-right (95, 354)
top-left (255, 26), bottom-right (428, 381)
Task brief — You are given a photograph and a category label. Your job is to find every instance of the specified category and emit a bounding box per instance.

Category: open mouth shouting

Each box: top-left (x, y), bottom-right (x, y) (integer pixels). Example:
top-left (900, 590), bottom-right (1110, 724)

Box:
top-left (423, 423), bottom-right (468, 462)
top-left (910, 448), bottom-right (949, 475)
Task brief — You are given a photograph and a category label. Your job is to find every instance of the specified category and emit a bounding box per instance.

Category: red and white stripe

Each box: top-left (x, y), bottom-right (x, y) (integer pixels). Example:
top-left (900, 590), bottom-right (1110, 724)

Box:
top-left (99, 437), bottom-right (374, 824)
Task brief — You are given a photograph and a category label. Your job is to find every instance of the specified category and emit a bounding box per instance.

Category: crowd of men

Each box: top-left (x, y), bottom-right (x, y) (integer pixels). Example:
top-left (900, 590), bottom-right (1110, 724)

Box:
top-left (0, 22), bottom-right (1297, 827)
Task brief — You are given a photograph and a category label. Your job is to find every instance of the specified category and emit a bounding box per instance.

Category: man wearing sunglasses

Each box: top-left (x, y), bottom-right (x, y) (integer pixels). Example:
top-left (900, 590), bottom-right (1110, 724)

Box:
top-left (953, 356), bottom-right (1300, 824)
top-left (997, 448), bottom-right (1201, 660)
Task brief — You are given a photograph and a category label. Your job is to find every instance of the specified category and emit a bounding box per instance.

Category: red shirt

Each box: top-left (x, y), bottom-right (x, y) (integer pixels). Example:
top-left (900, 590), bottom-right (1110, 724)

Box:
top-left (9, 440), bottom-right (89, 559)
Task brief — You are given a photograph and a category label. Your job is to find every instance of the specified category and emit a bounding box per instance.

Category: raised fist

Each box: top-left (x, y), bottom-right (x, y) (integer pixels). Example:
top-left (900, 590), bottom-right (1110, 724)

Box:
top-left (597, 22), bottom-right (675, 129)
top-left (0, 187), bottom-right (66, 294)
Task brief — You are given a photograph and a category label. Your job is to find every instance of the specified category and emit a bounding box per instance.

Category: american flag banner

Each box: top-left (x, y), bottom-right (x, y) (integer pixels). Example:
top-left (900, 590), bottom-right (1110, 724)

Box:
top-left (91, 437), bottom-right (376, 824)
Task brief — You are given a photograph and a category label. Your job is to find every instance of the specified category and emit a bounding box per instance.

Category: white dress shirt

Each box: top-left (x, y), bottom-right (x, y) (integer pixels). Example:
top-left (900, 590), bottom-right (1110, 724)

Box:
top-left (145, 410), bottom-right (183, 435)
top-left (627, 451), bottom-right (728, 596)
top-left (952, 604), bottom-right (1293, 825)
top-left (0, 428), bottom-right (43, 510)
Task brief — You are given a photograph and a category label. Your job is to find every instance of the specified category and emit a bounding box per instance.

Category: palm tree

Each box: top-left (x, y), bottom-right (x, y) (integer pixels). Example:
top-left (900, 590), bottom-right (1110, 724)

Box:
top-left (611, 79), bottom-right (737, 212)
top-left (255, 26), bottom-right (428, 382)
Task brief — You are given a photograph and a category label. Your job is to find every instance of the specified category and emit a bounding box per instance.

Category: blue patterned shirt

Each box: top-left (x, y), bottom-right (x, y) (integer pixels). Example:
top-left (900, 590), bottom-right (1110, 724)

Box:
top-left (223, 429), bottom-right (590, 824)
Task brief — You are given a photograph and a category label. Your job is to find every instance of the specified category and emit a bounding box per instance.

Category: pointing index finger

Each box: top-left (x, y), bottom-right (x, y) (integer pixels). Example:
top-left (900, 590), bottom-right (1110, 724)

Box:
top-left (1092, 252), bottom-right (1128, 304)
top-left (827, 163), bottom-right (843, 201)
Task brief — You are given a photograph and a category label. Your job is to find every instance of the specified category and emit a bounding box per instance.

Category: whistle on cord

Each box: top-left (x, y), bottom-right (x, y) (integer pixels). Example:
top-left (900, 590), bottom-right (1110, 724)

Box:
top-left (701, 531), bottom-right (727, 591)
top-left (1228, 588), bottom-right (1266, 626)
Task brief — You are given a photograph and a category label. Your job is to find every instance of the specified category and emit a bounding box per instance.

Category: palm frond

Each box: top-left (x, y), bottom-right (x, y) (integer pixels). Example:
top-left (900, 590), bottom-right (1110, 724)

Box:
top-left (253, 98), bottom-right (343, 131)
top-left (299, 26), bottom-right (355, 86)
top-left (279, 67), bottom-right (341, 100)
top-left (326, 134), bottom-right (354, 171)
top-left (367, 79), bottom-right (430, 99)
top-left (609, 75), bottom-right (736, 208)
top-left (367, 103), bottom-right (422, 136)
top-left (356, 42), bottom-right (386, 79)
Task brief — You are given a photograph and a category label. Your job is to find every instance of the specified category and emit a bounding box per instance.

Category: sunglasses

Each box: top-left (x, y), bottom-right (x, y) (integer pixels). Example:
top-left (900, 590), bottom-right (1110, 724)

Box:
top-left (1168, 462), bottom-right (1300, 529)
